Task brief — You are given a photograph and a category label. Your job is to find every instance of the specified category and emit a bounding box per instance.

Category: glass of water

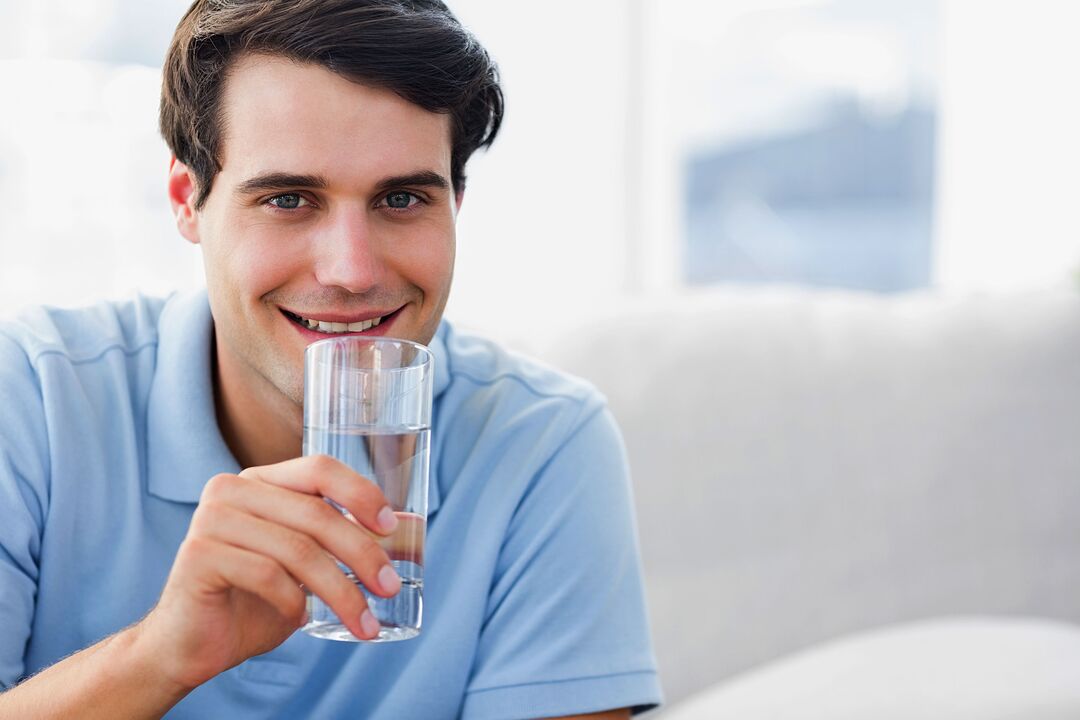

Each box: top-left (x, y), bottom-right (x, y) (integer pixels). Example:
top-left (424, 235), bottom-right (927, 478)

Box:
top-left (300, 336), bottom-right (433, 642)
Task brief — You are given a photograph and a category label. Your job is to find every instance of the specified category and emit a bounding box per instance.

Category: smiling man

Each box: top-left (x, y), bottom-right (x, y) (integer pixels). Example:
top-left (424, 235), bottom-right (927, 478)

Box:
top-left (0, 1), bottom-right (660, 719)
top-left (184, 52), bottom-right (460, 470)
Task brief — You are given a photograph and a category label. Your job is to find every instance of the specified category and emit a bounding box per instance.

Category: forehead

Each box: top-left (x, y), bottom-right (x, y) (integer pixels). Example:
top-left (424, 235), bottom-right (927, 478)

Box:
top-left (216, 53), bottom-right (452, 186)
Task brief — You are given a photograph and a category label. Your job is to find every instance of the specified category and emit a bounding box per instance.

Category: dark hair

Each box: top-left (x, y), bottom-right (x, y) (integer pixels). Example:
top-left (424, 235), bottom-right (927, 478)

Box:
top-left (160, 0), bottom-right (504, 208)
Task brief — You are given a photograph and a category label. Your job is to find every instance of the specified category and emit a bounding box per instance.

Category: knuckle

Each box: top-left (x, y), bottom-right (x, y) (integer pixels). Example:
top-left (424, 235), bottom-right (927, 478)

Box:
top-left (180, 535), bottom-right (211, 559)
top-left (308, 454), bottom-right (339, 475)
top-left (282, 587), bottom-right (307, 623)
top-left (250, 556), bottom-right (280, 586)
top-left (334, 577), bottom-right (366, 616)
top-left (357, 478), bottom-right (384, 503)
top-left (237, 465), bottom-right (262, 480)
top-left (202, 473), bottom-right (238, 500)
top-left (283, 530), bottom-right (321, 566)
top-left (189, 503), bottom-right (218, 534)
top-left (355, 537), bottom-right (390, 571)
top-left (299, 495), bottom-right (338, 527)
top-left (331, 485), bottom-right (364, 513)
top-left (340, 483), bottom-right (383, 518)
top-left (177, 535), bottom-right (218, 569)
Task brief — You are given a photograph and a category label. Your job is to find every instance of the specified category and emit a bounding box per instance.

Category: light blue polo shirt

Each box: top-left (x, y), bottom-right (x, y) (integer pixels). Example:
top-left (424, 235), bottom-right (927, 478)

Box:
top-left (0, 290), bottom-right (661, 719)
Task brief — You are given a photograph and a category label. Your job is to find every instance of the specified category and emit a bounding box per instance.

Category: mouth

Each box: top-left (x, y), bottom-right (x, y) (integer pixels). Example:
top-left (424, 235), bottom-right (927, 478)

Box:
top-left (280, 306), bottom-right (403, 336)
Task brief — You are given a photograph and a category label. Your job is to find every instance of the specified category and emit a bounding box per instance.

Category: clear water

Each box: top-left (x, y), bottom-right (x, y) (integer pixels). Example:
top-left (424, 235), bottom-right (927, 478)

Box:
top-left (304, 565), bottom-right (423, 642)
top-left (300, 426), bottom-right (429, 642)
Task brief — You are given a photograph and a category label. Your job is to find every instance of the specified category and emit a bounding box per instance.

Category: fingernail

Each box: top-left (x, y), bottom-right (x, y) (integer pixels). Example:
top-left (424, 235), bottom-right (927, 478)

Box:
top-left (378, 564), bottom-right (401, 594)
top-left (360, 609), bottom-right (380, 638)
top-left (377, 506), bottom-right (398, 533)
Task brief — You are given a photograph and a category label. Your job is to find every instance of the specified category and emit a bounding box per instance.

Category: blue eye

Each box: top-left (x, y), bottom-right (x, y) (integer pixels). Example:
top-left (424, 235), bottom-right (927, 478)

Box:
top-left (268, 193), bottom-right (308, 210)
top-left (384, 192), bottom-right (418, 210)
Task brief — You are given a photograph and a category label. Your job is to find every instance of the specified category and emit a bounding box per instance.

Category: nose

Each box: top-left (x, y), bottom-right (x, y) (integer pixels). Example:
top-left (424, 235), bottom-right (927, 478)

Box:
top-left (313, 203), bottom-right (381, 294)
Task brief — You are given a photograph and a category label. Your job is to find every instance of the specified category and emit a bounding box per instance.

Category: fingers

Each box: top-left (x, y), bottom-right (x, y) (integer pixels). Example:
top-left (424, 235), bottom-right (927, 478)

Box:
top-left (346, 511), bottom-right (426, 566)
top-left (199, 473), bottom-right (402, 600)
top-left (240, 455), bottom-right (399, 536)
top-left (188, 456), bottom-right (413, 643)
top-left (190, 505), bottom-right (390, 639)
top-left (180, 536), bottom-right (308, 629)
top-left (382, 511), bottom-right (426, 566)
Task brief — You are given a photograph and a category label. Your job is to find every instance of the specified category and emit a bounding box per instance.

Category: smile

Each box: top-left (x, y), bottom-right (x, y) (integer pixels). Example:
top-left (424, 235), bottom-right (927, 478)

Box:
top-left (281, 308), bottom-right (397, 334)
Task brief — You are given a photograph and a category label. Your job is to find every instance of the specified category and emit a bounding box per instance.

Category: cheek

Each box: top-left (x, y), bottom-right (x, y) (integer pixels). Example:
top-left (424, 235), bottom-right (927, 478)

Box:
top-left (243, 248), bottom-right (302, 296)
top-left (217, 220), bottom-right (309, 297)
top-left (398, 223), bottom-right (455, 290)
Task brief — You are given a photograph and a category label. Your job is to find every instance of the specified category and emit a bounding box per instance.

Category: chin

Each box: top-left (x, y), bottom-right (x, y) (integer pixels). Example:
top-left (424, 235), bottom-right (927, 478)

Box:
top-left (258, 354), bottom-right (305, 409)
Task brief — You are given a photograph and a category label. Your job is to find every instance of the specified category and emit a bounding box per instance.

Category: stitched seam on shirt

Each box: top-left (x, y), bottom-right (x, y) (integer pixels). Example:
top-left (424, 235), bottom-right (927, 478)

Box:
top-left (450, 369), bottom-right (595, 404)
top-left (26, 340), bottom-right (159, 367)
top-left (440, 321), bottom-right (606, 403)
top-left (465, 669), bottom-right (658, 695)
top-left (0, 329), bottom-right (54, 535)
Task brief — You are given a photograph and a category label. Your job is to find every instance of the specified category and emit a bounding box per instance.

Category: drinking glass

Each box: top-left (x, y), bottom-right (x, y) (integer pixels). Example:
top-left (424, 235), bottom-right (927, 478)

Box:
top-left (300, 336), bottom-right (433, 642)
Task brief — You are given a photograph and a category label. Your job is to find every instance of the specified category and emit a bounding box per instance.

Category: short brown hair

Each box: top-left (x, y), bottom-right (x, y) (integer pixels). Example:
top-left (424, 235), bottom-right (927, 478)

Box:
top-left (160, 0), bottom-right (504, 209)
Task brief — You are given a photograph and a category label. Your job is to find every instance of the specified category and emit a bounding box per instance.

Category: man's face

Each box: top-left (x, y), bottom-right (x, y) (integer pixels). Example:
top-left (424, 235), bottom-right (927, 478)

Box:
top-left (172, 54), bottom-right (457, 407)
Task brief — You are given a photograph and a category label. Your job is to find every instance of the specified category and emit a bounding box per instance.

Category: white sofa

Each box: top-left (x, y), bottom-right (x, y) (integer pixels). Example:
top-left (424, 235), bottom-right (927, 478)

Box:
top-left (531, 286), bottom-right (1080, 716)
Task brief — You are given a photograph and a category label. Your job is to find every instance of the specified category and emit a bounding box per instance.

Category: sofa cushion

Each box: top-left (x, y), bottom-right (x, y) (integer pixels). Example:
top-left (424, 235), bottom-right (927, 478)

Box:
top-left (536, 287), bottom-right (1080, 704)
top-left (660, 616), bottom-right (1080, 719)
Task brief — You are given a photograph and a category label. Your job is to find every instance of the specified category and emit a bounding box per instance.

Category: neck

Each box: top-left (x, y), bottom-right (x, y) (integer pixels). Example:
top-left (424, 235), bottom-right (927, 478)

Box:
top-left (212, 332), bottom-right (302, 469)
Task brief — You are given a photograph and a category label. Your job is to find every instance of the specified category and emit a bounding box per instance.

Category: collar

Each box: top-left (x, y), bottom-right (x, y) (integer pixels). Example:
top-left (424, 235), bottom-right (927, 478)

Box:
top-left (147, 289), bottom-right (449, 518)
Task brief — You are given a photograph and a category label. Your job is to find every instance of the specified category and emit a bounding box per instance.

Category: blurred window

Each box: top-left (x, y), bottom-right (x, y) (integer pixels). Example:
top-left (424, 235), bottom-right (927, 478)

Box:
top-left (669, 0), bottom-right (938, 292)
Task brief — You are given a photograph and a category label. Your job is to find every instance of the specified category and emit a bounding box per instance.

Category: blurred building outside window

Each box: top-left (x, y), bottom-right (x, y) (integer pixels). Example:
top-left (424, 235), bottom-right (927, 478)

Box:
top-left (630, 0), bottom-right (1080, 297)
top-left (673, 0), bottom-right (938, 293)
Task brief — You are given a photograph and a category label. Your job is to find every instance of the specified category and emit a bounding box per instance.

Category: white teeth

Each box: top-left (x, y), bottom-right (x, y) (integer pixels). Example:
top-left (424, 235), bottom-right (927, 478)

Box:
top-left (295, 313), bottom-right (385, 333)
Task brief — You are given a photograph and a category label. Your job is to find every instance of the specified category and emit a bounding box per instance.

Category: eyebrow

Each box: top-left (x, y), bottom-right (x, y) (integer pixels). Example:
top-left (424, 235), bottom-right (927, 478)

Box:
top-left (236, 172), bottom-right (328, 196)
top-left (235, 170), bottom-right (451, 196)
top-left (374, 170), bottom-right (451, 193)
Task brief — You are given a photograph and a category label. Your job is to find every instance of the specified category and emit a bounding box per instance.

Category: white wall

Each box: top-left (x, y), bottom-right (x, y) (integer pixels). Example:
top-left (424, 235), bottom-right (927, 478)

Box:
top-left (934, 0), bottom-right (1080, 291)
top-left (0, 59), bottom-right (202, 315)
top-left (0, 0), bottom-right (202, 317)
top-left (442, 1), bottom-right (636, 342)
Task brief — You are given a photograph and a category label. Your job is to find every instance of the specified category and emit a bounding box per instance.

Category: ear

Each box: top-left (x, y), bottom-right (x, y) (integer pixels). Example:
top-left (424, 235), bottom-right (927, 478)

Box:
top-left (168, 156), bottom-right (201, 245)
top-left (454, 188), bottom-right (465, 216)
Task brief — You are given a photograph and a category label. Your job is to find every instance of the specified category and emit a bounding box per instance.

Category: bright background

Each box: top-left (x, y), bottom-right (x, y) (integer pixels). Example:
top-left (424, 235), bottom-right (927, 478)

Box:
top-left (1, 0), bottom-right (1079, 342)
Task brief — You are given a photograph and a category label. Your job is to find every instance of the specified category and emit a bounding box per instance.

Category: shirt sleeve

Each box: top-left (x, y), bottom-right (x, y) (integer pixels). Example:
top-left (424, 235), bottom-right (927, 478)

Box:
top-left (461, 403), bottom-right (663, 720)
top-left (0, 331), bottom-right (50, 689)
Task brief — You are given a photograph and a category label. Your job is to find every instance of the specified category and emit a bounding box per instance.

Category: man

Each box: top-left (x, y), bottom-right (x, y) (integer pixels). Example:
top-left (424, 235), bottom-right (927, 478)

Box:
top-left (0, 1), bottom-right (660, 718)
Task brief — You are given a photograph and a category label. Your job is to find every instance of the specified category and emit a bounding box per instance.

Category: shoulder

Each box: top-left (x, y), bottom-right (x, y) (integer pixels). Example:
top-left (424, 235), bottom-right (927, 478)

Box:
top-left (432, 321), bottom-right (620, 506)
top-left (0, 292), bottom-right (190, 505)
top-left (0, 294), bottom-right (174, 459)
top-left (0, 294), bottom-right (168, 368)
top-left (439, 320), bottom-right (607, 430)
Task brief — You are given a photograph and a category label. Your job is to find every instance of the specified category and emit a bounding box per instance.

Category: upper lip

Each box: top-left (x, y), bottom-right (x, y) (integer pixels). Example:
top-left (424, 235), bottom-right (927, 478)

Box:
top-left (281, 306), bottom-right (400, 324)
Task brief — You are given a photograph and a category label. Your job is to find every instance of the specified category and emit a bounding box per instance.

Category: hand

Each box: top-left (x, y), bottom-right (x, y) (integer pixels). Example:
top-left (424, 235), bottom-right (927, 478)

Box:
top-left (135, 454), bottom-right (402, 691)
